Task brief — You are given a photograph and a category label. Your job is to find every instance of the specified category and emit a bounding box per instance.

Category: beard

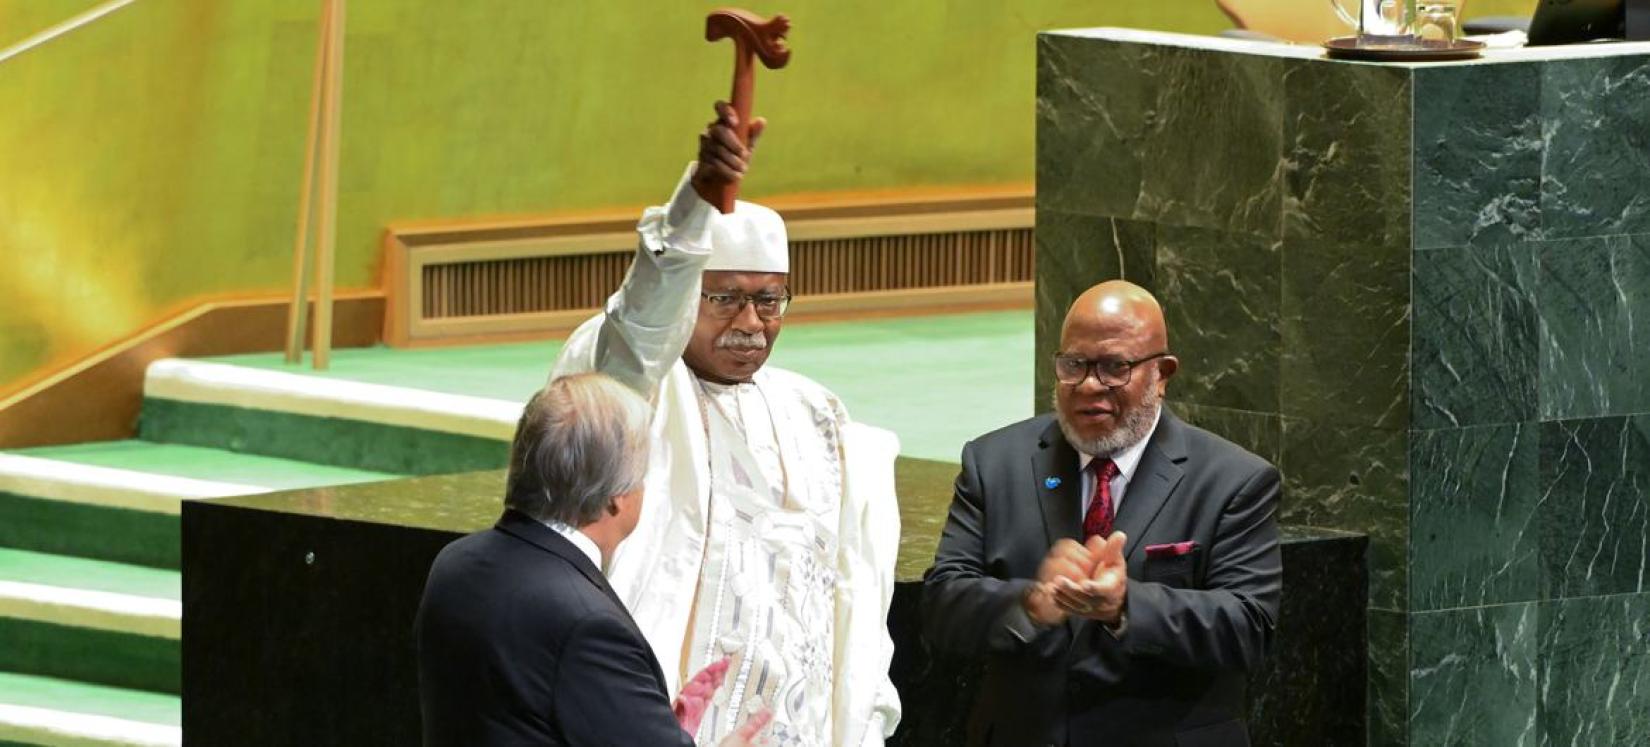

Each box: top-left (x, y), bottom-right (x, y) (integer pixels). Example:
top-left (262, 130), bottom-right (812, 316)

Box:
top-left (1055, 377), bottom-right (1163, 458)
top-left (714, 329), bottom-right (767, 351)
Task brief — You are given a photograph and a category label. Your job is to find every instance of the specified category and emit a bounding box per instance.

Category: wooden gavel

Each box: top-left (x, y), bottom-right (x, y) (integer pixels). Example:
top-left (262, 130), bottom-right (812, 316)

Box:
top-left (704, 8), bottom-right (791, 214)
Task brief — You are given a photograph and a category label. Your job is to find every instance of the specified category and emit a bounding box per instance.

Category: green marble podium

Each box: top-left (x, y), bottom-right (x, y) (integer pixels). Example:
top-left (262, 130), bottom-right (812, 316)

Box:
top-left (181, 460), bottom-right (1367, 745)
top-left (1036, 28), bottom-right (1650, 745)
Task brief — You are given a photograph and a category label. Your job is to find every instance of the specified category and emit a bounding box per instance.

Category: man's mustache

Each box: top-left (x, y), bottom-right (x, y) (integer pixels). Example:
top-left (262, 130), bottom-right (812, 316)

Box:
top-left (715, 330), bottom-right (768, 351)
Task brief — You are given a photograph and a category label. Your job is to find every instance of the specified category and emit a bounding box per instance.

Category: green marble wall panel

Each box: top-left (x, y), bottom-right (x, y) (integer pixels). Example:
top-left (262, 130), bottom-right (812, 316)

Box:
top-left (1036, 35), bottom-right (1156, 219)
top-left (1154, 224), bottom-right (1281, 413)
top-left (1408, 603), bottom-right (1538, 746)
top-left (1538, 415), bottom-right (1650, 600)
top-left (1411, 242), bottom-right (1539, 430)
top-left (1032, 211), bottom-right (1155, 408)
top-left (1281, 421), bottom-right (1408, 610)
top-left (1037, 31), bottom-right (1650, 747)
top-left (1369, 609), bottom-right (1410, 747)
top-left (1409, 423), bottom-right (1540, 611)
top-left (1282, 60), bottom-right (1411, 246)
top-left (1538, 592), bottom-right (1650, 745)
top-left (1538, 57), bottom-right (1650, 240)
top-left (1129, 48), bottom-right (1285, 239)
top-left (1174, 404), bottom-right (1283, 467)
top-left (1036, 35), bottom-right (1286, 238)
top-left (1412, 64), bottom-right (1541, 250)
top-left (1538, 234), bottom-right (1650, 421)
top-left (1281, 238), bottom-right (1410, 429)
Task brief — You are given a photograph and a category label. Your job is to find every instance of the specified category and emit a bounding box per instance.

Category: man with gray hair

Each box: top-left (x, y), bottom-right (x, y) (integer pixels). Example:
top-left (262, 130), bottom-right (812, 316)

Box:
top-left (416, 372), bottom-right (768, 746)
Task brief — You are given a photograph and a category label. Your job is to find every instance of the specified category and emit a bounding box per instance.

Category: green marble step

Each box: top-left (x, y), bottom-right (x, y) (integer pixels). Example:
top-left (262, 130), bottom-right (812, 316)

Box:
top-left (0, 671), bottom-right (179, 746)
top-left (143, 310), bottom-right (1033, 470)
top-left (0, 441), bottom-right (395, 569)
top-left (0, 550), bottom-right (179, 696)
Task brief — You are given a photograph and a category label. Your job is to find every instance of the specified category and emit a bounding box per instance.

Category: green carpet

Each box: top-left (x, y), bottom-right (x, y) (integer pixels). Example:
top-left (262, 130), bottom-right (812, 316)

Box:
top-left (12, 441), bottom-right (395, 490)
top-left (0, 495), bottom-right (180, 570)
top-left (0, 671), bottom-right (179, 727)
top-left (0, 549), bottom-right (177, 601)
top-left (139, 402), bottom-right (508, 476)
top-left (205, 310), bottom-right (1033, 462)
top-left (0, 619), bottom-right (179, 695)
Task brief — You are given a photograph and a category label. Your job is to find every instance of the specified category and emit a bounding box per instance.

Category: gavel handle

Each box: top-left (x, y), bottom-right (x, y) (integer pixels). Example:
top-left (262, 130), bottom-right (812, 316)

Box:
top-left (709, 40), bottom-right (755, 214)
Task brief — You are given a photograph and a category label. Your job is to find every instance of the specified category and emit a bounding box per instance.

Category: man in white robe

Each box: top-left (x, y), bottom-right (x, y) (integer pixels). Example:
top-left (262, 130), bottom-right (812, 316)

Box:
top-left (550, 102), bottom-right (902, 746)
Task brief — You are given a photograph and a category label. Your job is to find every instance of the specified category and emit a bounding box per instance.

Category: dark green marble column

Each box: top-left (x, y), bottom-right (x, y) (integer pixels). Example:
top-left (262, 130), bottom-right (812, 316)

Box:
top-left (1037, 28), bottom-right (1650, 745)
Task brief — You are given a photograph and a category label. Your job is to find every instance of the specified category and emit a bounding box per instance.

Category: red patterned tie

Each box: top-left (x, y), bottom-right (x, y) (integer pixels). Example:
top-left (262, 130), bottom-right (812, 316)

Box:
top-left (1083, 459), bottom-right (1120, 540)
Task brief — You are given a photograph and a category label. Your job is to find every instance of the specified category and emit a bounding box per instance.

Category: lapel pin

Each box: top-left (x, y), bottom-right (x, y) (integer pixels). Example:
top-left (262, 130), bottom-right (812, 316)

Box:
top-left (1044, 477), bottom-right (1061, 489)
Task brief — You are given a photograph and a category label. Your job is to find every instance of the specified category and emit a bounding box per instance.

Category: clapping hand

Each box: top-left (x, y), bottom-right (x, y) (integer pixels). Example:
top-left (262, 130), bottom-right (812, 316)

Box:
top-left (674, 657), bottom-right (730, 735)
top-left (1051, 532), bottom-right (1128, 626)
top-left (1026, 537), bottom-right (1096, 626)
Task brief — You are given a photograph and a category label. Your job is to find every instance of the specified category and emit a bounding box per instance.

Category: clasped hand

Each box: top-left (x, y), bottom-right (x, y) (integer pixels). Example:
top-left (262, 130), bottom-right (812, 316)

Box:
top-left (1026, 532), bottom-right (1128, 627)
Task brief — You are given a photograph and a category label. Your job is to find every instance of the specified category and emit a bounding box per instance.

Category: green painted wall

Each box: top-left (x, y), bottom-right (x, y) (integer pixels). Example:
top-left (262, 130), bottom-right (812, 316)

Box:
top-left (0, 0), bottom-right (1533, 392)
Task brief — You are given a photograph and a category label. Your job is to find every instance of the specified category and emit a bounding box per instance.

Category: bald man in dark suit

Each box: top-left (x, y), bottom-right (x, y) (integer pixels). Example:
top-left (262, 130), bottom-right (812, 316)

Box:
top-left (923, 281), bottom-right (1282, 747)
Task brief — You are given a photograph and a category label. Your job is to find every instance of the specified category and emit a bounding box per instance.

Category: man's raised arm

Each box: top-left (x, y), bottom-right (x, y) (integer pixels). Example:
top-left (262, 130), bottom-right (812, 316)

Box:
top-left (552, 102), bottom-right (763, 395)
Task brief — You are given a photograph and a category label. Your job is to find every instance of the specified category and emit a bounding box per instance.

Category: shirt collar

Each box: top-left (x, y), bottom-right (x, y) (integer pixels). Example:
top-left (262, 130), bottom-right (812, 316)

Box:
top-left (543, 519), bottom-right (603, 571)
top-left (1078, 405), bottom-right (1163, 483)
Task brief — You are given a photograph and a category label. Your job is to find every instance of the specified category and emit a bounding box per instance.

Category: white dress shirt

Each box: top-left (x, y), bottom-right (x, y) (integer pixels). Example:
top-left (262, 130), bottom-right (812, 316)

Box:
top-left (543, 519), bottom-right (603, 571)
top-left (1077, 406), bottom-right (1163, 520)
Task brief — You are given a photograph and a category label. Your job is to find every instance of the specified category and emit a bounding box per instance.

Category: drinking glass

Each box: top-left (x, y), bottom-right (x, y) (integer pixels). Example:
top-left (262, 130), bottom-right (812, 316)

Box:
top-left (1330, 0), bottom-right (1416, 43)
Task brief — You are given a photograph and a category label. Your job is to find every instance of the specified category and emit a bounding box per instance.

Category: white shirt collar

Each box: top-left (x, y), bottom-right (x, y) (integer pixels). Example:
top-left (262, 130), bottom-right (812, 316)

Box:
top-left (543, 519), bottom-right (603, 571)
top-left (1078, 405), bottom-right (1162, 483)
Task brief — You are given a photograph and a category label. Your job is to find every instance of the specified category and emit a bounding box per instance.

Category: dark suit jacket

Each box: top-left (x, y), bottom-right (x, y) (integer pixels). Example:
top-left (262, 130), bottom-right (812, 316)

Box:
top-left (415, 509), bottom-right (694, 747)
top-left (922, 409), bottom-right (1282, 747)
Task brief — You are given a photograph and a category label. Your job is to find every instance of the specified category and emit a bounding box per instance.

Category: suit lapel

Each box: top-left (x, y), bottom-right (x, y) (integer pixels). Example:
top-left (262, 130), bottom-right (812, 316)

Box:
top-left (1032, 418), bottom-right (1084, 546)
top-left (1111, 409), bottom-right (1188, 563)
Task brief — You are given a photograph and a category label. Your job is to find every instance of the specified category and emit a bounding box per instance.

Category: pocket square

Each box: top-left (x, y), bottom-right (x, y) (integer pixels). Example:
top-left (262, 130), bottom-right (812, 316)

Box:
top-left (1144, 541), bottom-right (1198, 558)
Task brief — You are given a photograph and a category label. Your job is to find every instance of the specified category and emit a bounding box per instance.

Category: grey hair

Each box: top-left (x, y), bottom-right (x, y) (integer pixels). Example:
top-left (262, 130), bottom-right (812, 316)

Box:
top-left (504, 372), bottom-right (651, 527)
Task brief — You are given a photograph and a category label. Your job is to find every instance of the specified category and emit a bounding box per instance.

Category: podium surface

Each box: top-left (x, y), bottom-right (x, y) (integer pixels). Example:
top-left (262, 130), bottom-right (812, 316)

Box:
top-left (1036, 27), bottom-right (1650, 745)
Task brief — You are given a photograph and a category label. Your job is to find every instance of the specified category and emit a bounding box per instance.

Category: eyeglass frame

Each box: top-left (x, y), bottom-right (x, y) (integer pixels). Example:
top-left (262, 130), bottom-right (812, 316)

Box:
top-left (1051, 351), bottom-right (1174, 388)
top-left (698, 289), bottom-right (794, 320)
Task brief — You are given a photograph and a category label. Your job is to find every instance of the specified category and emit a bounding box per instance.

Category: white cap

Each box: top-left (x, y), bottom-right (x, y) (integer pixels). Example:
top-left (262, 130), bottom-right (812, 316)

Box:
top-left (706, 200), bottom-right (789, 273)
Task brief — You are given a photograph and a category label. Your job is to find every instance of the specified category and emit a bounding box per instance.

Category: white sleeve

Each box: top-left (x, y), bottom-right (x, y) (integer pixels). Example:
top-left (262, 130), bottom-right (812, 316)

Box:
top-left (836, 420), bottom-right (904, 745)
top-left (551, 163), bottom-right (715, 397)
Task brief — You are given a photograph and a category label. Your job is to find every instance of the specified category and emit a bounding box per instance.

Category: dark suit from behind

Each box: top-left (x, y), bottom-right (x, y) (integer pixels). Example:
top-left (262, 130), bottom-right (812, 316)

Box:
top-left (923, 409), bottom-right (1282, 747)
top-left (416, 509), bottom-right (694, 747)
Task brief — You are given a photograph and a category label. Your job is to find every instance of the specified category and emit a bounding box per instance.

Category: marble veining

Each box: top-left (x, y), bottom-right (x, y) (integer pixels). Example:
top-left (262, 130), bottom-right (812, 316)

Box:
top-left (1537, 234), bottom-right (1650, 421)
top-left (1153, 224), bottom-right (1282, 414)
top-left (1369, 608), bottom-right (1410, 747)
top-left (1036, 31), bottom-right (1650, 746)
top-left (1537, 415), bottom-right (1650, 600)
top-left (1280, 238), bottom-right (1411, 429)
top-left (1409, 423), bottom-right (1540, 611)
top-left (1281, 59), bottom-right (1411, 246)
top-left (1281, 421), bottom-right (1408, 610)
top-left (1411, 242), bottom-right (1539, 430)
top-left (1538, 57), bottom-right (1650, 240)
top-left (1409, 603), bottom-right (1539, 746)
top-left (1537, 592), bottom-right (1650, 745)
top-left (1413, 64), bottom-right (1542, 250)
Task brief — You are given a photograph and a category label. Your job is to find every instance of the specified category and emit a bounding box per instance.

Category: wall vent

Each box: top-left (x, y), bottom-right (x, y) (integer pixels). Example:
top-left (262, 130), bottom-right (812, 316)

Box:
top-left (384, 191), bottom-right (1032, 347)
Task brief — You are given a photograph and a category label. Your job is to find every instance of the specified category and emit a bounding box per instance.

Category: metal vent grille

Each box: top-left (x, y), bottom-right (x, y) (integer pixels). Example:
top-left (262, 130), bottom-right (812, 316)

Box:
top-left (788, 228), bottom-right (1033, 295)
top-left (420, 227), bottom-right (1034, 320)
top-left (421, 252), bottom-right (631, 319)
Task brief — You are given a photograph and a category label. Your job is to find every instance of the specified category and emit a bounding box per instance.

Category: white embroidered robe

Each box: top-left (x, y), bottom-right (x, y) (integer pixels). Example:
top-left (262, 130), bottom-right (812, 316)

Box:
top-left (550, 168), bottom-right (902, 746)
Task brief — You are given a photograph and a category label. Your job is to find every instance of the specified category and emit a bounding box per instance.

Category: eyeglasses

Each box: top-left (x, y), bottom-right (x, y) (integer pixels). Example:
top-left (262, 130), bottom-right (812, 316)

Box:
top-left (1052, 352), bottom-right (1172, 387)
top-left (700, 290), bottom-right (792, 320)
